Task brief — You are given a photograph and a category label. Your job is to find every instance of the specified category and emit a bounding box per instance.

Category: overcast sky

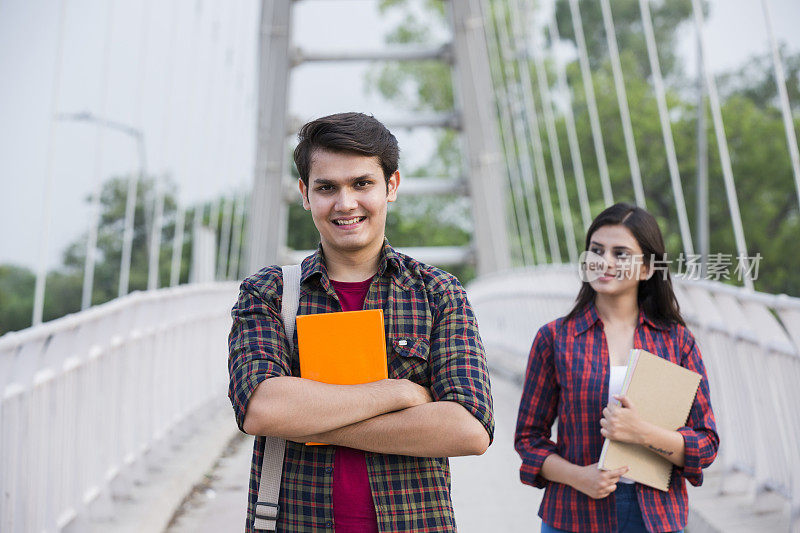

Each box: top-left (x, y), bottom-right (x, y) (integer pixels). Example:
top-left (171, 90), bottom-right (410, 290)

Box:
top-left (1, 0), bottom-right (799, 271)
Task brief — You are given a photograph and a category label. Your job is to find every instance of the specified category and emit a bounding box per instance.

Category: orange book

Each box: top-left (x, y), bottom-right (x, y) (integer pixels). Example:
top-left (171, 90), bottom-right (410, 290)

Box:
top-left (296, 309), bottom-right (388, 385)
top-left (296, 309), bottom-right (388, 445)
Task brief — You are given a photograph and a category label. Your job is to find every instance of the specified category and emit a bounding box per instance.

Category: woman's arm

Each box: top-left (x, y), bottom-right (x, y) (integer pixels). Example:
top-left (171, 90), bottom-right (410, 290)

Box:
top-left (541, 454), bottom-right (629, 499)
top-left (514, 325), bottom-right (562, 488)
top-left (600, 395), bottom-right (685, 467)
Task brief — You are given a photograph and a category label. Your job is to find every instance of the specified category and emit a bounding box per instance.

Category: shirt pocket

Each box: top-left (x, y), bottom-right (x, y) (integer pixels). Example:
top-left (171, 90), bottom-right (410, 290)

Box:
top-left (388, 335), bottom-right (431, 386)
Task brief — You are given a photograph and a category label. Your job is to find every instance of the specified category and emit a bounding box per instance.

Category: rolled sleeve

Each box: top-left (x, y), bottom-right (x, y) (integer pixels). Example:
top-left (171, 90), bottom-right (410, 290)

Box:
top-left (515, 325), bottom-right (559, 489)
top-left (228, 275), bottom-right (291, 432)
top-left (674, 330), bottom-right (719, 486)
top-left (427, 280), bottom-right (495, 444)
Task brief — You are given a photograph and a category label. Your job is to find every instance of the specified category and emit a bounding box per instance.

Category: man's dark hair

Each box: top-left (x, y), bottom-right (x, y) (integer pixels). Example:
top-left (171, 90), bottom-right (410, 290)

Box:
top-left (293, 112), bottom-right (400, 187)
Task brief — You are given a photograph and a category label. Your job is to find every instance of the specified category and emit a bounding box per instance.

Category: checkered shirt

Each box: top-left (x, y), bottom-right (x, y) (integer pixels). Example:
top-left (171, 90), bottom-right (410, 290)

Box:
top-left (229, 241), bottom-right (494, 532)
top-left (515, 303), bottom-right (718, 533)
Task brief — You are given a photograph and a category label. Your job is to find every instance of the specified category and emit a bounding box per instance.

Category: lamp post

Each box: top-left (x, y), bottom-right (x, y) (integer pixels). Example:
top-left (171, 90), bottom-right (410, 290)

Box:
top-left (55, 112), bottom-right (147, 300)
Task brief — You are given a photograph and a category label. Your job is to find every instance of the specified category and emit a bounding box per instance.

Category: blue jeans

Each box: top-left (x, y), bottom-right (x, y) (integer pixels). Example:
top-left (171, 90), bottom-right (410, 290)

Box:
top-left (540, 484), bottom-right (684, 533)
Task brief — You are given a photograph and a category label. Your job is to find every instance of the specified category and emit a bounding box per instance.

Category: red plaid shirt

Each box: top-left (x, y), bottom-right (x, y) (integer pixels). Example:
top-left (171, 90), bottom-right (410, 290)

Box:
top-left (515, 303), bottom-right (718, 532)
top-left (229, 241), bottom-right (494, 532)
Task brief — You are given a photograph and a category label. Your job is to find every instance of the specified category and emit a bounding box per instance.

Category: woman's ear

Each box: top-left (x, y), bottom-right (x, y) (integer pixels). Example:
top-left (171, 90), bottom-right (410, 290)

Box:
top-left (640, 256), bottom-right (655, 281)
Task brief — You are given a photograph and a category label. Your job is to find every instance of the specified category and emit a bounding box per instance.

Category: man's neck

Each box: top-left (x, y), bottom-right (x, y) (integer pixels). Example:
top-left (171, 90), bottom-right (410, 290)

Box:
top-left (323, 241), bottom-right (383, 282)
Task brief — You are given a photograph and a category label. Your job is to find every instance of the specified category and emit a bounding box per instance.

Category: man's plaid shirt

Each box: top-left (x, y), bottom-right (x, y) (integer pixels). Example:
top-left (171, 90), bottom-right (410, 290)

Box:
top-left (515, 303), bottom-right (718, 532)
top-left (228, 241), bottom-right (494, 532)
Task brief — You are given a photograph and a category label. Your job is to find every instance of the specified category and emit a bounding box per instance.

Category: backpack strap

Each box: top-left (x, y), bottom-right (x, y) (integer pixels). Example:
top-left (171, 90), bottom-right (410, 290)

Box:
top-left (254, 264), bottom-right (302, 531)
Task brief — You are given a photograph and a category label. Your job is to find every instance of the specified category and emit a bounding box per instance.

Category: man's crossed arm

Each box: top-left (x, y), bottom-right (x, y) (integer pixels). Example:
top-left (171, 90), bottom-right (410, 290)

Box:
top-left (242, 376), bottom-right (489, 457)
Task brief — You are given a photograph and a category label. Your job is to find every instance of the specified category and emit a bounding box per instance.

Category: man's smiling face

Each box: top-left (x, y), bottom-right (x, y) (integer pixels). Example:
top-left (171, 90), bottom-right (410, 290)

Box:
top-left (299, 149), bottom-right (399, 259)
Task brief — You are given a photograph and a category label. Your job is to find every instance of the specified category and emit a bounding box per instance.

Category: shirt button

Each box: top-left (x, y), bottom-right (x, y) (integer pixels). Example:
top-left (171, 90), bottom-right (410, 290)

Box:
top-left (325, 520), bottom-right (333, 528)
top-left (325, 466), bottom-right (333, 474)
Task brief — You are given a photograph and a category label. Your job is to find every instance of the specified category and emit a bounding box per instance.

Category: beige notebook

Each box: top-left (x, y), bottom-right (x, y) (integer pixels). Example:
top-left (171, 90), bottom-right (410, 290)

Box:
top-left (598, 349), bottom-right (701, 491)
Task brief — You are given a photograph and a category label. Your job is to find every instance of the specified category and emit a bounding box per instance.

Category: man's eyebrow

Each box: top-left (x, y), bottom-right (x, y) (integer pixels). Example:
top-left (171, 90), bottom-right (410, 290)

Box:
top-left (310, 174), bottom-right (377, 185)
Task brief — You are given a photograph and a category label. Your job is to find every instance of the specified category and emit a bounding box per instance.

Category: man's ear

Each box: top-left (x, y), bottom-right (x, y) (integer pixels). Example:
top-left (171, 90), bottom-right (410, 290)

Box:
top-left (387, 171), bottom-right (400, 202)
top-left (298, 179), bottom-right (310, 210)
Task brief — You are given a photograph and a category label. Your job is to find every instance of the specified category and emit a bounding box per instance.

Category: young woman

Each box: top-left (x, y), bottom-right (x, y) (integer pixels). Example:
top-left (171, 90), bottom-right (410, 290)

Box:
top-left (515, 203), bottom-right (719, 533)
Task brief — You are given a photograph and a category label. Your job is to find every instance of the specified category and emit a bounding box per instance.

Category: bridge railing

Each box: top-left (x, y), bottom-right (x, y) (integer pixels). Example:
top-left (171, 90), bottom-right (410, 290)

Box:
top-left (4, 267), bottom-right (798, 530)
top-left (0, 282), bottom-right (238, 532)
top-left (467, 266), bottom-right (800, 528)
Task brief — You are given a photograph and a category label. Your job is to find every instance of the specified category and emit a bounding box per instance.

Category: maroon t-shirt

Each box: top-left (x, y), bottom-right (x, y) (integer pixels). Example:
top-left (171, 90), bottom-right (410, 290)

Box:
top-left (329, 277), bottom-right (379, 533)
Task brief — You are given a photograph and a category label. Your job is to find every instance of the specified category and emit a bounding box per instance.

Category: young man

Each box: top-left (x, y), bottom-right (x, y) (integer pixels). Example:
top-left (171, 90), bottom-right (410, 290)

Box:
top-left (228, 112), bottom-right (494, 532)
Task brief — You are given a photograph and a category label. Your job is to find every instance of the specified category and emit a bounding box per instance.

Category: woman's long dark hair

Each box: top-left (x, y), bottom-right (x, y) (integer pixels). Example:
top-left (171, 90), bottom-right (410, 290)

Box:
top-left (565, 203), bottom-right (685, 327)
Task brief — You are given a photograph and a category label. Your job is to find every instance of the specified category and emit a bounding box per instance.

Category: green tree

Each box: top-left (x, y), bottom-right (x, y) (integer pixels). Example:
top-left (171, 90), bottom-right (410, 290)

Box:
top-left (57, 176), bottom-right (188, 305)
top-left (368, 0), bottom-right (800, 296)
top-left (0, 174), bottom-right (248, 335)
top-left (0, 265), bottom-right (36, 334)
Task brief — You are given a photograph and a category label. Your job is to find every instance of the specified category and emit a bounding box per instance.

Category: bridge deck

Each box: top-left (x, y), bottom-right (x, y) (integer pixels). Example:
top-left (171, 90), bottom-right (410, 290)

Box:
top-left (164, 372), bottom-right (542, 532)
top-left (73, 368), bottom-right (788, 533)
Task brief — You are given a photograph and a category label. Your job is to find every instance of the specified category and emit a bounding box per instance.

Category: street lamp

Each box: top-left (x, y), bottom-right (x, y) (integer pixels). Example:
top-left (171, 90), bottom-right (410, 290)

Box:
top-left (55, 111), bottom-right (147, 299)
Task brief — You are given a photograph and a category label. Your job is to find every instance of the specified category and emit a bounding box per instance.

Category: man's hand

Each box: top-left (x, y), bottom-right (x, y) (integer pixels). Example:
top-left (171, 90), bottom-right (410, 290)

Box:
top-left (600, 395), bottom-right (646, 444)
top-left (572, 463), bottom-right (628, 499)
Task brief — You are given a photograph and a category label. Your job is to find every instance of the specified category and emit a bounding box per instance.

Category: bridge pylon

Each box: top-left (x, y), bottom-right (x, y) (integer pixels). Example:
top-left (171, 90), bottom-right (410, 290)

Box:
top-left (245, 0), bottom-right (511, 275)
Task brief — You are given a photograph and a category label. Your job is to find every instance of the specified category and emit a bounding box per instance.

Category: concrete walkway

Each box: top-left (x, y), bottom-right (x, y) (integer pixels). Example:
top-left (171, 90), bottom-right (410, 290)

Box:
top-left (82, 366), bottom-right (789, 532)
top-left (164, 372), bottom-right (543, 532)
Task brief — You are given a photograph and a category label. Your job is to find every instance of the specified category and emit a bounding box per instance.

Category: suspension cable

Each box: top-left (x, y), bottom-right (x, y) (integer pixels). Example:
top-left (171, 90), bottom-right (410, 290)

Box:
top-left (487, 0), bottom-right (546, 264)
top-left (216, 4), bottom-right (243, 280)
top-left (229, 5), bottom-right (257, 279)
top-left (32, 0), bottom-right (69, 326)
top-left (119, 0), bottom-right (150, 298)
top-left (496, 0), bottom-right (562, 263)
top-left (547, 14), bottom-right (592, 231)
top-left (170, 2), bottom-right (205, 287)
top-left (235, 195), bottom-right (250, 279)
top-left (568, 0), bottom-right (613, 206)
top-left (639, 0), bottom-right (694, 255)
top-left (82, 0), bottom-right (117, 310)
top-left (761, 0), bottom-right (800, 211)
top-left (228, 192), bottom-right (246, 278)
top-left (485, 0), bottom-right (540, 265)
top-left (207, 5), bottom-right (230, 280)
top-left (599, 0), bottom-right (645, 208)
top-left (515, 0), bottom-right (579, 263)
top-left (691, 0), bottom-right (753, 289)
top-left (148, 1), bottom-right (180, 290)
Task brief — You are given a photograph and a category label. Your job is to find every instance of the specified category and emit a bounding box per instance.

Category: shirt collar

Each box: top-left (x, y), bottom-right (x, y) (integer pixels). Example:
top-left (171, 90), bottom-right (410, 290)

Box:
top-left (573, 303), bottom-right (602, 336)
top-left (376, 239), bottom-right (402, 277)
top-left (572, 300), bottom-right (668, 336)
top-left (638, 306), bottom-right (669, 331)
top-left (300, 238), bottom-right (401, 287)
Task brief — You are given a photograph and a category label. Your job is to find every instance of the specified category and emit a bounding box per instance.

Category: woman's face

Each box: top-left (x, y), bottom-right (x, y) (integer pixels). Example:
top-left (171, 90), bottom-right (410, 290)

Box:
top-left (585, 224), bottom-right (650, 297)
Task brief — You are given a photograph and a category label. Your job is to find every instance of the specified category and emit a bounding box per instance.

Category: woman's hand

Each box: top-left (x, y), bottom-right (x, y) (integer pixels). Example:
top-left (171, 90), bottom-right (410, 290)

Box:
top-left (600, 395), bottom-right (647, 445)
top-left (572, 463), bottom-right (628, 499)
